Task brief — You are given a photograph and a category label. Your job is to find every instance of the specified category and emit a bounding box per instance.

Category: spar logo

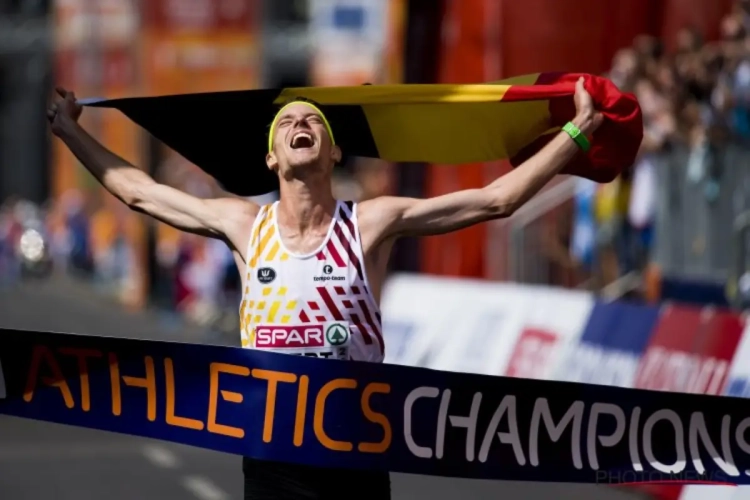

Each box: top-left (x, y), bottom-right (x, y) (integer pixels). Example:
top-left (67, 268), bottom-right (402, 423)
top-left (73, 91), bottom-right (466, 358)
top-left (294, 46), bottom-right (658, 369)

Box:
top-left (254, 323), bottom-right (350, 349)
top-left (255, 325), bottom-right (325, 348)
top-left (326, 323), bottom-right (349, 346)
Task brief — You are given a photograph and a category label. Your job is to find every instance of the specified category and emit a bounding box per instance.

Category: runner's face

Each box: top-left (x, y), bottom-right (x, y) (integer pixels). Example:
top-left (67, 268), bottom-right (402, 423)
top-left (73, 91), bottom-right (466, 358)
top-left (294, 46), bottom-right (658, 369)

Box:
top-left (268, 103), bottom-right (338, 174)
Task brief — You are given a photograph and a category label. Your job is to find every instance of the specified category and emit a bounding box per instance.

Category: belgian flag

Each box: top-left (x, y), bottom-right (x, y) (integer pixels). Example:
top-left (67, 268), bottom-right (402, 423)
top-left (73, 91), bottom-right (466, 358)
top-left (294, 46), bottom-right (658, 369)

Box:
top-left (80, 72), bottom-right (642, 197)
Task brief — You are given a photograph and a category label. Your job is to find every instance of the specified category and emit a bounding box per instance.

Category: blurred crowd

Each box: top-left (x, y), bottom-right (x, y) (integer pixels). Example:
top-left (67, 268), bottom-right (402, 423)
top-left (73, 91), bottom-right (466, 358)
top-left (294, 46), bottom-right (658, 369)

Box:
top-left (0, 157), bottom-right (242, 333)
top-left (569, 0), bottom-right (750, 286)
top-left (0, 191), bottom-right (138, 294)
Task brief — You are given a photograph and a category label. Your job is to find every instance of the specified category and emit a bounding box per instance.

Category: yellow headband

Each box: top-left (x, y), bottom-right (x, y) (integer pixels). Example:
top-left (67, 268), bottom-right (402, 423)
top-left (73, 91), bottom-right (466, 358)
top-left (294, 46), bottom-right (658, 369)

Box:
top-left (267, 101), bottom-right (336, 153)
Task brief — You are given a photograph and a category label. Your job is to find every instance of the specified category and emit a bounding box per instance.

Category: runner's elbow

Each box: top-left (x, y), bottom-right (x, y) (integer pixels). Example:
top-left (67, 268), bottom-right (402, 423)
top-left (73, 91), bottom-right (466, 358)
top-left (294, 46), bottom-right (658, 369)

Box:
top-left (122, 179), bottom-right (157, 212)
top-left (101, 169), bottom-right (156, 210)
top-left (482, 187), bottom-right (518, 220)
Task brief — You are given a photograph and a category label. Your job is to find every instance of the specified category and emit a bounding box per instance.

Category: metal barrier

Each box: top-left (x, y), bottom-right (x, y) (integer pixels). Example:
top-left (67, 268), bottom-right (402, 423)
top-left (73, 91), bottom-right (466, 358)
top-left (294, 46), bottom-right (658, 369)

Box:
top-left (730, 210), bottom-right (750, 309)
top-left (486, 177), bottom-right (581, 286)
top-left (651, 145), bottom-right (750, 281)
top-left (492, 143), bottom-right (750, 294)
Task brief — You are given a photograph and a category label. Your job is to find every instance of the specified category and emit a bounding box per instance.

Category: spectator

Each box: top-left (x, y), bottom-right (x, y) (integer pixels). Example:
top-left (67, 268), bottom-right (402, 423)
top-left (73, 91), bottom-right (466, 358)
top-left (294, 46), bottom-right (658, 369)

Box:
top-left (575, 4), bottom-right (750, 285)
top-left (60, 189), bottom-right (94, 277)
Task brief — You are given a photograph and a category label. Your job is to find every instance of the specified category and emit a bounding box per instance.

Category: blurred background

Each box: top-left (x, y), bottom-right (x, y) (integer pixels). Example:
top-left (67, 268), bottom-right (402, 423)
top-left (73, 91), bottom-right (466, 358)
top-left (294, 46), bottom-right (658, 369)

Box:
top-left (1, 0), bottom-right (749, 499)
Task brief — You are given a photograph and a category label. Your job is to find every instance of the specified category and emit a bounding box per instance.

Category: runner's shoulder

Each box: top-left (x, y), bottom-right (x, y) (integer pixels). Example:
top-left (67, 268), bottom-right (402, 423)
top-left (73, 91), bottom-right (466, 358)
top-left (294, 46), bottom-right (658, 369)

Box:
top-left (208, 196), bottom-right (261, 245)
top-left (356, 196), bottom-right (414, 246)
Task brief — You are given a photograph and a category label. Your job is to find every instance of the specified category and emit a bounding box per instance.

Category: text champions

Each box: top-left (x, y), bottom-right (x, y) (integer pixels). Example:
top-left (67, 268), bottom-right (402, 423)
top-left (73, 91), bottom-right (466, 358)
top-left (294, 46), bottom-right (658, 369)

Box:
top-left (5, 331), bottom-right (750, 484)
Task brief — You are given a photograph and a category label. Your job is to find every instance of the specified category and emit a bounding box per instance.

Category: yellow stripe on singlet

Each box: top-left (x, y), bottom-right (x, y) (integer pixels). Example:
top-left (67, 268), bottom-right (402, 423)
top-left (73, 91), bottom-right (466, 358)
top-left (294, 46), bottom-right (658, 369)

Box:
top-left (266, 241), bottom-right (280, 261)
top-left (249, 205), bottom-right (274, 268)
top-left (242, 205), bottom-right (298, 345)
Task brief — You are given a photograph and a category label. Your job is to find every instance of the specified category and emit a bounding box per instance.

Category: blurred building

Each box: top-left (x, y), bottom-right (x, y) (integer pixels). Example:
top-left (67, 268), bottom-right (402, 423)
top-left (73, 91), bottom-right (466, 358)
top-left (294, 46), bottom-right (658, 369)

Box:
top-left (0, 0), bottom-right (51, 204)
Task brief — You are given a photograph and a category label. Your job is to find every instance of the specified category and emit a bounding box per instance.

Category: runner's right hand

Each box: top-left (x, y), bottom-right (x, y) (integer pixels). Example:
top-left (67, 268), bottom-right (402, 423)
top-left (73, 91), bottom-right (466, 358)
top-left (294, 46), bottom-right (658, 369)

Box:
top-left (47, 87), bottom-right (82, 136)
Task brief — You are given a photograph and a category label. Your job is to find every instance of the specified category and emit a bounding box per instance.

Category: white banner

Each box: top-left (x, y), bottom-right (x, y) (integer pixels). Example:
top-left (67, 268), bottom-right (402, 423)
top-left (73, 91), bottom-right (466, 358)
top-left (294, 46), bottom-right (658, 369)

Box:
top-left (380, 274), bottom-right (594, 378)
top-left (501, 286), bottom-right (594, 380)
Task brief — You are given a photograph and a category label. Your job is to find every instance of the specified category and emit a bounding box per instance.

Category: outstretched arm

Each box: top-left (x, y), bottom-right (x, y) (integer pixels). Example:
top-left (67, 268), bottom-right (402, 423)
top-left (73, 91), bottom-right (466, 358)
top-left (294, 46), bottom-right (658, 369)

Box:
top-left (361, 78), bottom-right (603, 240)
top-left (48, 88), bottom-right (257, 243)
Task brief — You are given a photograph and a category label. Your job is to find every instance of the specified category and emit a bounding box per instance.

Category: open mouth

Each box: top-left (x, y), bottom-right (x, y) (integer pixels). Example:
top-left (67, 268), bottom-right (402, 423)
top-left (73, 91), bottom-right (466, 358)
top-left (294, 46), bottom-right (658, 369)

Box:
top-left (290, 132), bottom-right (315, 149)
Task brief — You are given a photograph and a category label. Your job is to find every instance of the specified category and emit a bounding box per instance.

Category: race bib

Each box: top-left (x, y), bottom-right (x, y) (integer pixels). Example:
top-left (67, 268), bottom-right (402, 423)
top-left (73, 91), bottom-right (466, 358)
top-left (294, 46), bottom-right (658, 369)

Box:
top-left (253, 322), bottom-right (351, 360)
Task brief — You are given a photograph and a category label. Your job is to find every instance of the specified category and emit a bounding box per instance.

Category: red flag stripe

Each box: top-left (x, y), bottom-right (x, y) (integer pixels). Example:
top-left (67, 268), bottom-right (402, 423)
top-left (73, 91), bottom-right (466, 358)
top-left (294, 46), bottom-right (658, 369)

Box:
top-left (308, 301), bottom-right (320, 311)
top-left (335, 286), bottom-right (346, 296)
top-left (316, 287), bottom-right (345, 321)
top-left (352, 286), bottom-right (361, 295)
top-left (299, 310), bottom-right (310, 322)
top-left (505, 73), bottom-right (642, 184)
top-left (342, 300), bottom-right (354, 309)
top-left (358, 299), bottom-right (384, 355)
top-left (316, 251), bottom-right (326, 261)
top-left (332, 224), bottom-right (363, 281)
top-left (326, 239), bottom-right (346, 267)
top-left (316, 315), bottom-right (327, 322)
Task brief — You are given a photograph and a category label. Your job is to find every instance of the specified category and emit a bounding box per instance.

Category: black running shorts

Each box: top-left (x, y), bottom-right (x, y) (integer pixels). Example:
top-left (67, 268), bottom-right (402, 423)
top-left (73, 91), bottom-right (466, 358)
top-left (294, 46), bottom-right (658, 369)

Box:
top-left (243, 457), bottom-right (391, 500)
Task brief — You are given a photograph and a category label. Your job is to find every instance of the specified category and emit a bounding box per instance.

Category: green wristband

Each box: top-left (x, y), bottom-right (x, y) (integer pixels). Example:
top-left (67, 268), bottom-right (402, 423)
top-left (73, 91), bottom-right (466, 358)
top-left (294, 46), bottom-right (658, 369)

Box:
top-left (562, 122), bottom-right (591, 152)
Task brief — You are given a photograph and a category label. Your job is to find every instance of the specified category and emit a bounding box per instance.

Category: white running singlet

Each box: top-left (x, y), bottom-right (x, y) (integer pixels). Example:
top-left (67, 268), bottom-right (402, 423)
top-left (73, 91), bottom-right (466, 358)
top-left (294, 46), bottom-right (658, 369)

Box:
top-left (239, 200), bottom-right (384, 363)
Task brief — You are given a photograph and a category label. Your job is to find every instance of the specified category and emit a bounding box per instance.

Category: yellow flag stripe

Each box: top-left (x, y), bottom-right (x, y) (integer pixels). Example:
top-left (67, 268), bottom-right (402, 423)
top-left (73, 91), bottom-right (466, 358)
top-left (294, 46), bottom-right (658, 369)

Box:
top-left (363, 100), bottom-right (550, 164)
top-left (275, 83), bottom-right (514, 105)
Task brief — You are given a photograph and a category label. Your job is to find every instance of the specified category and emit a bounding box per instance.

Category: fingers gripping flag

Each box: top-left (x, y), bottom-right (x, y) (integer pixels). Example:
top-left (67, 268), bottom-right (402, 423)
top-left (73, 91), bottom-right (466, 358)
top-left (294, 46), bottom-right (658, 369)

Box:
top-left (81, 72), bottom-right (642, 197)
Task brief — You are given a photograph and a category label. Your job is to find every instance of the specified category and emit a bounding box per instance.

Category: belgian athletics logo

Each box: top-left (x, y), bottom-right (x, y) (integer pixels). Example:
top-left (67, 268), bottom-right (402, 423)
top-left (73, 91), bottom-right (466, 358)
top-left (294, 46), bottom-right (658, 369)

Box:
top-left (257, 267), bottom-right (276, 284)
top-left (326, 323), bottom-right (349, 346)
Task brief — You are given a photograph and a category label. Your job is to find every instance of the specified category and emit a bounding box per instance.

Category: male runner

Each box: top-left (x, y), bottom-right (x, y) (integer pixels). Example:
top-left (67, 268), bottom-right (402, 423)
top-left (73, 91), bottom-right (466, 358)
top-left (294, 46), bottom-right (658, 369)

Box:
top-left (47, 78), bottom-right (602, 499)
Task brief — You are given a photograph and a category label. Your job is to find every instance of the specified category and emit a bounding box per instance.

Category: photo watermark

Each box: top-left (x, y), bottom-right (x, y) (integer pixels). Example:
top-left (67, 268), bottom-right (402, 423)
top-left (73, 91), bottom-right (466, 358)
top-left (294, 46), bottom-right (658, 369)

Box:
top-left (595, 469), bottom-right (737, 486)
